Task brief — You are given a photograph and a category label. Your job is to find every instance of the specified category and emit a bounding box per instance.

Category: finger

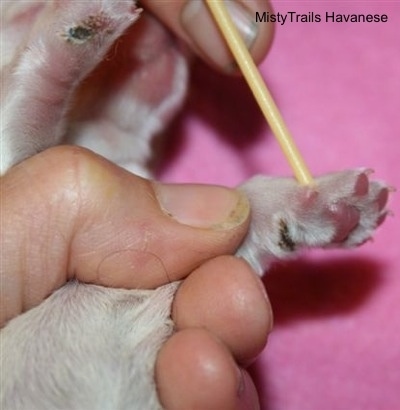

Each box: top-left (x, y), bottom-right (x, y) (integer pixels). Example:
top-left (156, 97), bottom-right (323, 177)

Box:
top-left (155, 328), bottom-right (260, 409)
top-left (238, 369), bottom-right (261, 409)
top-left (140, 0), bottom-right (274, 72)
top-left (172, 255), bottom-right (273, 364)
top-left (1, 146), bottom-right (250, 325)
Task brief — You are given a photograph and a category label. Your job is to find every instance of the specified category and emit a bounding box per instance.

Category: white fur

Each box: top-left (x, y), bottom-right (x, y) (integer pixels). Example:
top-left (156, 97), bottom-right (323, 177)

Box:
top-left (0, 1), bottom-right (390, 409)
top-left (1, 281), bottom-right (178, 410)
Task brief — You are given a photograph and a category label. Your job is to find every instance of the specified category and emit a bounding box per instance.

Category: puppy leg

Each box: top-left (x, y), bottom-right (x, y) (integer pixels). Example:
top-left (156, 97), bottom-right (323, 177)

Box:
top-left (1, 281), bottom-right (179, 410)
top-left (0, 0), bottom-right (140, 174)
top-left (65, 13), bottom-right (188, 176)
top-left (237, 169), bottom-right (391, 274)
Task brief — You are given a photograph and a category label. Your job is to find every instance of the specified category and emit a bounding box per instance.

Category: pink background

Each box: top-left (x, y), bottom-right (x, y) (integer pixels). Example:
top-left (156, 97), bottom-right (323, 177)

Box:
top-left (159, 2), bottom-right (399, 409)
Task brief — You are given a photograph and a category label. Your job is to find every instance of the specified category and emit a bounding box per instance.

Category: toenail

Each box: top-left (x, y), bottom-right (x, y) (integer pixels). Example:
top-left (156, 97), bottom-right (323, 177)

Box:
top-left (376, 212), bottom-right (388, 227)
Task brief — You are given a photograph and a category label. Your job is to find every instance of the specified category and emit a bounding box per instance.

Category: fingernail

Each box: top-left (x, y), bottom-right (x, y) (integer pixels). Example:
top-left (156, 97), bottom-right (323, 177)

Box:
top-left (237, 368), bottom-right (260, 409)
top-left (224, 0), bottom-right (258, 48)
top-left (181, 0), bottom-right (258, 70)
top-left (237, 368), bottom-right (246, 397)
top-left (154, 183), bottom-right (249, 230)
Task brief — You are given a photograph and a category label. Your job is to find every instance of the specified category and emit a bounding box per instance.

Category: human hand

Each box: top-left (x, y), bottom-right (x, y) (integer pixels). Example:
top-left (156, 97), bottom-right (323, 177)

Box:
top-left (1, 146), bottom-right (273, 408)
top-left (1, 1), bottom-right (276, 406)
top-left (140, 0), bottom-right (274, 71)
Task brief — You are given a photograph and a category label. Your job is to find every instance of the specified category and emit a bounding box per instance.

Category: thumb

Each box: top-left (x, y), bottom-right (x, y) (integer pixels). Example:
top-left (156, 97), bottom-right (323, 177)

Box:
top-left (1, 146), bottom-right (250, 325)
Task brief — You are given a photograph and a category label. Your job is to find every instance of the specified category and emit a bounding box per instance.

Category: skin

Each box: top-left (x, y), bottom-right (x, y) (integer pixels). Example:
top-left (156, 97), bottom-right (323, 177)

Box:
top-left (1, 1), bottom-right (274, 408)
top-left (141, 0), bottom-right (274, 72)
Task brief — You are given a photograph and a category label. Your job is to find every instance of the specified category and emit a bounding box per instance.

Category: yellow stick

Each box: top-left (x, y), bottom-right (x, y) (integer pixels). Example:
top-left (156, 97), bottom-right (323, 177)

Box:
top-left (205, 0), bottom-right (314, 185)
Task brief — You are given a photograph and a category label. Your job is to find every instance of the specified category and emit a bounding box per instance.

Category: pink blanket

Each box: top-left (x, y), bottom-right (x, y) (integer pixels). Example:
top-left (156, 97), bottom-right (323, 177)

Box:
top-left (159, 2), bottom-right (399, 409)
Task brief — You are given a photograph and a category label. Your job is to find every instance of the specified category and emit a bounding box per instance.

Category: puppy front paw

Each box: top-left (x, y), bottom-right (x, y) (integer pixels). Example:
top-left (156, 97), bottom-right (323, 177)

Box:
top-left (237, 169), bottom-right (392, 274)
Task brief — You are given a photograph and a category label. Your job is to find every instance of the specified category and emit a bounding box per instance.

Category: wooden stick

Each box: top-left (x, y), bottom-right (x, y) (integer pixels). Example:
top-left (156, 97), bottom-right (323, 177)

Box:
top-left (205, 0), bottom-right (314, 185)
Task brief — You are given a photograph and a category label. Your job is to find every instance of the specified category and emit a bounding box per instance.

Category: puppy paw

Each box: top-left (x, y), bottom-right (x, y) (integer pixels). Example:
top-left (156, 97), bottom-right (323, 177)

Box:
top-left (237, 169), bottom-right (392, 274)
top-left (54, 0), bottom-right (140, 49)
top-left (1, 0), bottom-right (140, 174)
top-left (313, 169), bottom-right (390, 246)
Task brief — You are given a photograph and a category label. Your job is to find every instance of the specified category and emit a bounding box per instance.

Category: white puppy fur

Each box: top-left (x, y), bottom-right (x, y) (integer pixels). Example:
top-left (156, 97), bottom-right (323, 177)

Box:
top-left (0, 1), bottom-right (390, 409)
